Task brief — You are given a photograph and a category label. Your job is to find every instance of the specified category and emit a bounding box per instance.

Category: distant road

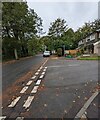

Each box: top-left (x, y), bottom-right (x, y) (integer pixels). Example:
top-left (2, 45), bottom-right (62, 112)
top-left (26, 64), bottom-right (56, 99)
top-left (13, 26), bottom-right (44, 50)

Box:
top-left (2, 54), bottom-right (44, 90)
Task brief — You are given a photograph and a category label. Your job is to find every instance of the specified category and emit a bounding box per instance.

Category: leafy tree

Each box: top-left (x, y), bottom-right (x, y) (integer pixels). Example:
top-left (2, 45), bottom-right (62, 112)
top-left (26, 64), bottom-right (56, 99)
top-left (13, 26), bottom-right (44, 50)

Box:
top-left (2, 2), bottom-right (28, 59)
top-left (48, 18), bottom-right (68, 37)
top-left (62, 28), bottom-right (75, 49)
top-left (47, 18), bottom-right (68, 51)
top-left (91, 19), bottom-right (100, 31)
top-left (28, 37), bottom-right (41, 55)
top-left (2, 2), bottom-right (43, 60)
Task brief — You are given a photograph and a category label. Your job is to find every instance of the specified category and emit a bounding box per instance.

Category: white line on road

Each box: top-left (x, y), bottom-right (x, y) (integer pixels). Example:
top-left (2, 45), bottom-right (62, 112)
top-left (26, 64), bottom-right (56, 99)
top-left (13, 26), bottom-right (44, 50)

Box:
top-left (68, 64), bottom-right (79, 67)
top-left (41, 72), bottom-right (45, 75)
top-left (40, 66), bottom-right (43, 70)
top-left (44, 67), bottom-right (47, 69)
top-left (35, 72), bottom-right (39, 75)
top-left (38, 69), bottom-right (41, 72)
top-left (8, 96), bottom-right (21, 108)
top-left (16, 117), bottom-right (24, 120)
top-left (75, 91), bottom-right (99, 119)
top-left (37, 58), bottom-right (48, 72)
top-left (31, 86), bottom-right (39, 93)
top-left (26, 80), bottom-right (33, 86)
top-left (43, 69), bottom-right (46, 72)
top-left (39, 75), bottom-right (44, 79)
top-left (0, 116), bottom-right (6, 120)
top-left (36, 80), bottom-right (41, 85)
top-left (20, 86), bottom-right (28, 93)
top-left (42, 58), bottom-right (49, 66)
top-left (81, 113), bottom-right (87, 119)
top-left (23, 96), bottom-right (34, 109)
top-left (47, 65), bottom-right (60, 68)
top-left (31, 76), bottom-right (36, 79)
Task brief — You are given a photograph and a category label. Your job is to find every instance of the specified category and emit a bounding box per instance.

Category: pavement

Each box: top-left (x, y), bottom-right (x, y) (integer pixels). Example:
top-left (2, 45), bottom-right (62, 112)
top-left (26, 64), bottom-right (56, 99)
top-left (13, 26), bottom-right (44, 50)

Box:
top-left (1, 55), bottom-right (99, 119)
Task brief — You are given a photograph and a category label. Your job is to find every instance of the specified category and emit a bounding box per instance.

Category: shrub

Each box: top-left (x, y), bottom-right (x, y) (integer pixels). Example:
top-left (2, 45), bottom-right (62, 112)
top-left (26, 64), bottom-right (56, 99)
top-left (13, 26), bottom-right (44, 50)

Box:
top-left (57, 48), bottom-right (62, 57)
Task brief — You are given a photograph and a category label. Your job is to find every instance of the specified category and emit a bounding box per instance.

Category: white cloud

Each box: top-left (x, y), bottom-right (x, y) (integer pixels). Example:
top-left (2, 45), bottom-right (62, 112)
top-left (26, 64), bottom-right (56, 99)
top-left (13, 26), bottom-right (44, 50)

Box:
top-left (27, 1), bottom-right (98, 34)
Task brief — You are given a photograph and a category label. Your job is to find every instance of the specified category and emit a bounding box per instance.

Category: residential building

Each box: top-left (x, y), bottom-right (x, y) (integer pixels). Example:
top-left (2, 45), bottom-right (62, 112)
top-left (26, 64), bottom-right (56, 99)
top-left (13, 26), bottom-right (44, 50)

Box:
top-left (78, 29), bottom-right (100, 55)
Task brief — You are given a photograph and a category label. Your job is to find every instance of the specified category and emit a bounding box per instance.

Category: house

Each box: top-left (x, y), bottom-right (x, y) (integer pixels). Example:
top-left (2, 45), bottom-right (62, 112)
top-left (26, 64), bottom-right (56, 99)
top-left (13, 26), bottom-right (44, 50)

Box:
top-left (78, 29), bottom-right (100, 55)
top-left (94, 41), bottom-right (100, 56)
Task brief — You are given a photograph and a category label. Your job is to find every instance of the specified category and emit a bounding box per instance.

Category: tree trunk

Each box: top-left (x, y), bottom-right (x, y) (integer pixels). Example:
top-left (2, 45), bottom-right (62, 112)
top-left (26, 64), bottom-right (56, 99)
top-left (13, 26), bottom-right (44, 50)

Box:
top-left (14, 48), bottom-right (18, 60)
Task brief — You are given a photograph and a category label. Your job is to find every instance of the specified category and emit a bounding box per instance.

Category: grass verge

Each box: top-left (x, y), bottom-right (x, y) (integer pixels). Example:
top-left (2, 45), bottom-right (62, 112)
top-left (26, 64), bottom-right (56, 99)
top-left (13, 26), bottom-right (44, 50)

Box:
top-left (77, 56), bottom-right (100, 60)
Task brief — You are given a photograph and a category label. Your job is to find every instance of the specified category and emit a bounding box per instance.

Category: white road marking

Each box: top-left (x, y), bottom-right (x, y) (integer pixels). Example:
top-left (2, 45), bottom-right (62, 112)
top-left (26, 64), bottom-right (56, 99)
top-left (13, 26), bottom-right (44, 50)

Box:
top-left (0, 116), bottom-right (6, 120)
top-left (44, 67), bottom-right (47, 69)
top-left (31, 86), bottom-right (39, 93)
top-left (20, 86), bottom-right (28, 93)
top-left (43, 69), bottom-right (46, 72)
top-left (38, 69), bottom-right (41, 72)
top-left (47, 65), bottom-right (79, 68)
top-left (75, 91), bottom-right (99, 119)
top-left (23, 96), bottom-right (34, 109)
top-left (35, 72), bottom-right (39, 75)
top-left (31, 76), bottom-right (36, 79)
top-left (16, 117), bottom-right (24, 120)
top-left (81, 114), bottom-right (87, 119)
top-left (68, 64), bottom-right (79, 67)
top-left (8, 96), bottom-right (21, 107)
top-left (37, 58), bottom-right (48, 72)
top-left (42, 72), bottom-right (45, 75)
top-left (36, 80), bottom-right (41, 85)
top-left (47, 65), bottom-right (61, 68)
top-left (26, 80), bottom-right (33, 86)
top-left (39, 75), bottom-right (44, 79)
top-left (42, 58), bottom-right (49, 66)
top-left (40, 66), bottom-right (43, 69)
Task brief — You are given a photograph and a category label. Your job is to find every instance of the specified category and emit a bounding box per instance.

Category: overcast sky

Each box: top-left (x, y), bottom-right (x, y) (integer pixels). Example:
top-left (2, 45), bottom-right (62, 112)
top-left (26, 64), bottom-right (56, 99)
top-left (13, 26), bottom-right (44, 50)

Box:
top-left (27, 1), bottom-right (99, 34)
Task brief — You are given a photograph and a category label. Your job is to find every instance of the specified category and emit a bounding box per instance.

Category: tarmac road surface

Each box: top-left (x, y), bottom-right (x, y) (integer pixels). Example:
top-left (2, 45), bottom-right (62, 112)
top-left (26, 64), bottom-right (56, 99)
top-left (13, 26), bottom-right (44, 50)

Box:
top-left (2, 56), bottom-right (99, 119)
top-left (2, 54), bottom-right (45, 90)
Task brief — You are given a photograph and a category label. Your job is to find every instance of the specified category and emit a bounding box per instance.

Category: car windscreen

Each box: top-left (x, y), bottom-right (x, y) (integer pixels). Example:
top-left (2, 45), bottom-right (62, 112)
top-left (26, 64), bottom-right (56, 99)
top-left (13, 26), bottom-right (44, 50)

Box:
top-left (45, 51), bottom-right (50, 53)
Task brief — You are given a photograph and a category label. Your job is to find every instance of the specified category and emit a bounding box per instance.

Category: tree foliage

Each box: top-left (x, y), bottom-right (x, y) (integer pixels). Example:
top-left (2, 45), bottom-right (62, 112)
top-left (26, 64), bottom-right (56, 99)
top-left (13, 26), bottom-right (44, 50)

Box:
top-left (48, 18), bottom-right (68, 37)
top-left (73, 19), bottom-right (100, 48)
top-left (2, 2), bottom-right (100, 59)
top-left (2, 2), bottom-right (43, 60)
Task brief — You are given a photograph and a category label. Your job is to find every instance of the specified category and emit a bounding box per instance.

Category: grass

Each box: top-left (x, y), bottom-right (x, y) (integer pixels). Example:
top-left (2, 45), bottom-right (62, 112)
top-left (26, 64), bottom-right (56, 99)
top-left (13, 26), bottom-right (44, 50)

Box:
top-left (77, 56), bottom-right (100, 60)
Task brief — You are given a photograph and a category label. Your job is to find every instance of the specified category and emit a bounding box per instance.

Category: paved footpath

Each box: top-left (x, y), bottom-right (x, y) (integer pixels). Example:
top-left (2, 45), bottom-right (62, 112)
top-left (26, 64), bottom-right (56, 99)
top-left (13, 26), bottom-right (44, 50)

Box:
top-left (1, 56), bottom-right (99, 119)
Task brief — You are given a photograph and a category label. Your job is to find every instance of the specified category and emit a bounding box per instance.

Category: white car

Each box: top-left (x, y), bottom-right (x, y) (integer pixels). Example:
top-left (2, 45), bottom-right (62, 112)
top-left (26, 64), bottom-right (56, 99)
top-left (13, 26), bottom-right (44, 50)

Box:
top-left (43, 51), bottom-right (50, 57)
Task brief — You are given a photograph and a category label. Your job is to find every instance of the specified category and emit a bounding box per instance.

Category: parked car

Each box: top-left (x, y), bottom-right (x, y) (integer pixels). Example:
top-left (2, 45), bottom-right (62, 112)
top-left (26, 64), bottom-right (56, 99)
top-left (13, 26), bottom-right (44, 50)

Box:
top-left (43, 51), bottom-right (50, 57)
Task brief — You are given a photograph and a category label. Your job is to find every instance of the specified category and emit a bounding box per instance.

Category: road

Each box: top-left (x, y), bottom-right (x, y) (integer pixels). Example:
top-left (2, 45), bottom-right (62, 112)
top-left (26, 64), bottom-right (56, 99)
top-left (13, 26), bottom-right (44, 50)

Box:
top-left (2, 54), bottom-right (45, 90)
top-left (2, 56), bottom-right (99, 119)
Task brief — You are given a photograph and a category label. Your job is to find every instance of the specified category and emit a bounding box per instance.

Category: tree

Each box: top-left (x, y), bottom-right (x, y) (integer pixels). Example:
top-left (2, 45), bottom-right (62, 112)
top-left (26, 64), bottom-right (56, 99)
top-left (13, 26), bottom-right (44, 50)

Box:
top-left (91, 19), bottom-right (100, 31)
top-left (28, 37), bottom-right (41, 55)
top-left (62, 28), bottom-right (75, 49)
top-left (48, 18), bottom-right (68, 37)
top-left (48, 18), bottom-right (68, 51)
top-left (2, 2), bottom-right (43, 60)
top-left (2, 2), bottom-right (29, 59)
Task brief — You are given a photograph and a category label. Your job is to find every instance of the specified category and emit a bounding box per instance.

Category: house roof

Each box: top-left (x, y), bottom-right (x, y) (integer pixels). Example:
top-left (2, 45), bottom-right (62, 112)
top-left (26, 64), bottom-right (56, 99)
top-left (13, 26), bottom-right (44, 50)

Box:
top-left (96, 29), bottom-right (100, 32)
top-left (93, 40), bottom-right (100, 45)
top-left (79, 29), bottom-right (100, 42)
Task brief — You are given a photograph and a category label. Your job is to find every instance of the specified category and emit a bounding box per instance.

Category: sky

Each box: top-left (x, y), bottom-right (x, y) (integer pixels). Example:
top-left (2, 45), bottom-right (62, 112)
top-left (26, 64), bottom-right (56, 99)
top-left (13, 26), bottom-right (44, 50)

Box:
top-left (26, 1), bottom-right (99, 35)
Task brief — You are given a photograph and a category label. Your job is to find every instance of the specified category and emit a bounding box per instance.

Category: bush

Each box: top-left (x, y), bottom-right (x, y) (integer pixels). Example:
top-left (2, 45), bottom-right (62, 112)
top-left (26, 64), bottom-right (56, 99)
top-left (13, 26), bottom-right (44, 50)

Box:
top-left (57, 48), bottom-right (62, 57)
